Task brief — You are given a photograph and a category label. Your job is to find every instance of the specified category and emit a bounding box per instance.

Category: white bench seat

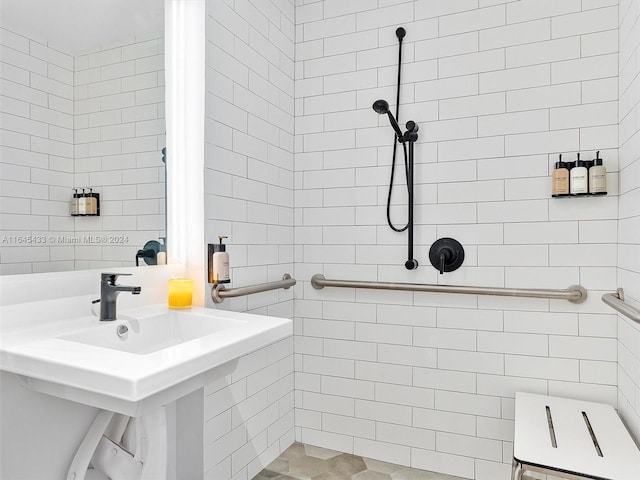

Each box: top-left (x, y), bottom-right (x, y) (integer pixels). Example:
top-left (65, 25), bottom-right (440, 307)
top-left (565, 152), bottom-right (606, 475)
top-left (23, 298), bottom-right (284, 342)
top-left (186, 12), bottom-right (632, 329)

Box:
top-left (513, 392), bottom-right (640, 480)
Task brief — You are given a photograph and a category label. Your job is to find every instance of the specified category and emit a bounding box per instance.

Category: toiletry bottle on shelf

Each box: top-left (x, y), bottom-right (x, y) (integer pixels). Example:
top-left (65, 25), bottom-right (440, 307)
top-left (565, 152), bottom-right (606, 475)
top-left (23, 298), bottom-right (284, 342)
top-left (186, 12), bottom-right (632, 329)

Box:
top-left (589, 151), bottom-right (607, 195)
top-left (552, 154), bottom-right (570, 197)
top-left (208, 236), bottom-right (230, 284)
top-left (86, 188), bottom-right (97, 215)
top-left (78, 188), bottom-right (87, 215)
top-left (70, 188), bottom-right (79, 215)
top-left (157, 237), bottom-right (167, 265)
top-left (570, 154), bottom-right (588, 195)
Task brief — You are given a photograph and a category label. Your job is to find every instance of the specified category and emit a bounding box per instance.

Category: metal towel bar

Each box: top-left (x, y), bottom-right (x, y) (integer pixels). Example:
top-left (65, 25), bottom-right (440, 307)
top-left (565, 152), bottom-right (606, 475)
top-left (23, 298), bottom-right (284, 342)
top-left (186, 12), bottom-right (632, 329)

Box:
top-left (211, 274), bottom-right (296, 304)
top-left (602, 288), bottom-right (640, 323)
top-left (311, 274), bottom-right (587, 303)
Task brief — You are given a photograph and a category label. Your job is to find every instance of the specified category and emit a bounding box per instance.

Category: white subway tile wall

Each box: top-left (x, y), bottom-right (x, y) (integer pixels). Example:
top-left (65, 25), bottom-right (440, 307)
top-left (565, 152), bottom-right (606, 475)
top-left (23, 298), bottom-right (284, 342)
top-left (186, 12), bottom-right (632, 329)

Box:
top-left (617, 0), bottom-right (640, 442)
top-left (73, 37), bottom-right (166, 270)
top-left (203, 0), bottom-right (295, 478)
top-left (293, 1), bottom-right (620, 479)
top-left (205, 0), bottom-right (295, 317)
top-left (0, 28), bottom-right (74, 274)
top-left (203, 337), bottom-right (294, 480)
top-left (0, 27), bottom-right (165, 273)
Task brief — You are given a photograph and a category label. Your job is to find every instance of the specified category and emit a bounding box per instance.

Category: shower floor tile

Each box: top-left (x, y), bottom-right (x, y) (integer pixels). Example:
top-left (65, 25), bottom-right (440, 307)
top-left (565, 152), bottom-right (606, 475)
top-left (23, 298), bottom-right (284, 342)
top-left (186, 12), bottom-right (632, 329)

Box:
top-left (253, 442), bottom-right (467, 480)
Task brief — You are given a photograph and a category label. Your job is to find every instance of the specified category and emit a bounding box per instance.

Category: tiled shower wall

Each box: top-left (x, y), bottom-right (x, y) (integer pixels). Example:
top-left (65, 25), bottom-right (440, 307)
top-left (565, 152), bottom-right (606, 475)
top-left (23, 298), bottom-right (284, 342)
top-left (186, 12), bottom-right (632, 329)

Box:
top-left (0, 28), bottom-right (74, 274)
top-left (203, 0), bottom-right (296, 478)
top-left (617, 0), bottom-right (640, 441)
top-left (293, 1), bottom-right (620, 479)
top-left (73, 37), bottom-right (166, 270)
top-left (0, 27), bottom-right (166, 273)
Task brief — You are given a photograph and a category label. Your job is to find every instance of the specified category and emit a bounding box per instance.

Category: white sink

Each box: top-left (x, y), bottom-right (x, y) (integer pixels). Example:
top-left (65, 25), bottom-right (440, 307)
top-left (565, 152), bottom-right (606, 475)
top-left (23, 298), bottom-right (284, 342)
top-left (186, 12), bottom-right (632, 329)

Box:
top-left (0, 304), bottom-right (292, 405)
top-left (58, 311), bottom-right (245, 355)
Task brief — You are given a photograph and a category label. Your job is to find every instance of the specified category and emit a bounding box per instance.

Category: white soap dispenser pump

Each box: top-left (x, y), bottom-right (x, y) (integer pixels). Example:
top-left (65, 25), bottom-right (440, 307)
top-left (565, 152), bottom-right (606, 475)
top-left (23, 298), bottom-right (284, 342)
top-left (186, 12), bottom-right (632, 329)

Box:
top-left (208, 235), bottom-right (230, 284)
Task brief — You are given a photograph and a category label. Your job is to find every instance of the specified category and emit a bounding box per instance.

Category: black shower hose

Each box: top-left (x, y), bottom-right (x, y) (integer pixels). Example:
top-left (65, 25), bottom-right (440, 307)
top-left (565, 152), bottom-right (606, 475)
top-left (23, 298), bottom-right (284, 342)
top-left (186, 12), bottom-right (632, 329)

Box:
top-left (386, 29), bottom-right (410, 233)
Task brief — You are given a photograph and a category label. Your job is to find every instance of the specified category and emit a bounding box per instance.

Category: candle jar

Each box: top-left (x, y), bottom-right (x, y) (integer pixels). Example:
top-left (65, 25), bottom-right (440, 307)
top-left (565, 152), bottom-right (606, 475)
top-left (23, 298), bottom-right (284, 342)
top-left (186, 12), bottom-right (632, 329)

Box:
top-left (168, 278), bottom-right (193, 308)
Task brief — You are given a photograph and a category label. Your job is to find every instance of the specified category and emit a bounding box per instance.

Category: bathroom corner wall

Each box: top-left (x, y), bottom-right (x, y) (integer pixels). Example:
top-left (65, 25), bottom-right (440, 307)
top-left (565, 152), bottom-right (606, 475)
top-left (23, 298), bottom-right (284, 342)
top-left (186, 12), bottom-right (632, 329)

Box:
top-left (0, 28), bottom-right (74, 274)
top-left (203, 0), bottom-right (296, 319)
top-left (293, 1), bottom-right (620, 479)
top-left (73, 37), bottom-right (166, 270)
top-left (617, 0), bottom-right (640, 440)
top-left (203, 0), bottom-right (296, 478)
top-left (203, 337), bottom-right (294, 480)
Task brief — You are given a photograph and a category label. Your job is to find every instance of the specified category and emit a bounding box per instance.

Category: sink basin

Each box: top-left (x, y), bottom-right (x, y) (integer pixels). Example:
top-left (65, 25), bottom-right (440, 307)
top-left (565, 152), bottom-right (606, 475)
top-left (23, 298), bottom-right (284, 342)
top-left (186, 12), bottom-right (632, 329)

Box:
top-left (0, 304), bottom-right (292, 405)
top-left (58, 311), bottom-right (245, 355)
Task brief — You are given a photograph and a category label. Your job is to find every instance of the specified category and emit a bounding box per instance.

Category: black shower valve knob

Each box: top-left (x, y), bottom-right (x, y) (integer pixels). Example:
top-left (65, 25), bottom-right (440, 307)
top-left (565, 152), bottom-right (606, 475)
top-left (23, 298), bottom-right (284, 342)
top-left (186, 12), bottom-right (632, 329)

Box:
top-left (429, 238), bottom-right (465, 274)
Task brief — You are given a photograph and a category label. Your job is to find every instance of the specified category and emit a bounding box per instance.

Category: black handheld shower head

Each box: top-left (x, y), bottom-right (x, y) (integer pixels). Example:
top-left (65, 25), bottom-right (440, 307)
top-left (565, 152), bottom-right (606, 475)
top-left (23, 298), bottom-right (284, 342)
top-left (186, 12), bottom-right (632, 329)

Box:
top-left (373, 99), bottom-right (403, 139)
top-left (372, 99), bottom-right (390, 115)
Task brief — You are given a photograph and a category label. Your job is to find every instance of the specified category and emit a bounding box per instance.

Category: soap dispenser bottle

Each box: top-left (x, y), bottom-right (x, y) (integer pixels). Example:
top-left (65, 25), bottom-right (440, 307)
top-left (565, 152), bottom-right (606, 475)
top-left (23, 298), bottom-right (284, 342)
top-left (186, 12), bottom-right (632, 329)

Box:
top-left (86, 188), bottom-right (97, 215)
top-left (208, 236), bottom-right (230, 284)
top-left (552, 154), bottom-right (570, 197)
top-left (69, 188), bottom-right (79, 215)
top-left (78, 188), bottom-right (87, 215)
top-left (589, 151), bottom-right (607, 195)
top-left (157, 237), bottom-right (167, 265)
top-left (570, 153), bottom-right (588, 195)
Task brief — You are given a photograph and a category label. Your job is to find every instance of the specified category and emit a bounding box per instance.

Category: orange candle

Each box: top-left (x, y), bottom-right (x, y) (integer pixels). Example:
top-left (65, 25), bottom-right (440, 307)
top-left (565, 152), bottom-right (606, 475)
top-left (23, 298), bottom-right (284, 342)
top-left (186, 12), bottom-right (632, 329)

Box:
top-left (168, 278), bottom-right (193, 308)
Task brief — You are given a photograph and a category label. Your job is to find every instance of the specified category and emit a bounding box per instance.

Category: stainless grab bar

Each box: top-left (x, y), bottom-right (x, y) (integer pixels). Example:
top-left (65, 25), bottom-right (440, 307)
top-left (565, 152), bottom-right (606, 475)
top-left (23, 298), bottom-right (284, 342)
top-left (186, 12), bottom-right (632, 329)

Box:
top-left (311, 274), bottom-right (587, 303)
top-left (602, 288), bottom-right (640, 323)
top-left (211, 274), bottom-right (296, 304)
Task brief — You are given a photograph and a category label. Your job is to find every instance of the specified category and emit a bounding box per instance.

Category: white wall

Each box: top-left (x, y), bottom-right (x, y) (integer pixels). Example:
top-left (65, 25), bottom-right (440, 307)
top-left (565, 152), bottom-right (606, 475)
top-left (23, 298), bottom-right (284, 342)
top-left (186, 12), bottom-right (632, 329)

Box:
top-left (73, 37), bottom-right (166, 270)
top-left (0, 26), bottom-right (166, 274)
top-left (0, 371), bottom-right (97, 480)
top-left (203, 337), bottom-right (294, 480)
top-left (203, 0), bottom-right (296, 477)
top-left (1, 1), bottom-right (299, 476)
top-left (617, 0), bottom-right (640, 441)
top-left (0, 27), bottom-right (75, 275)
top-left (293, 1), bottom-right (620, 479)
top-left (204, 0), bottom-right (295, 316)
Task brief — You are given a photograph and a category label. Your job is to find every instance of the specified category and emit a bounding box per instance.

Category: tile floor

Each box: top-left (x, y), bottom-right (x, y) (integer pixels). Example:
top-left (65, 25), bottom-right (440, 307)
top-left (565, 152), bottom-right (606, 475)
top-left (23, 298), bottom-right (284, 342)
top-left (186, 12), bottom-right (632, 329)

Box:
top-left (254, 442), bottom-right (468, 480)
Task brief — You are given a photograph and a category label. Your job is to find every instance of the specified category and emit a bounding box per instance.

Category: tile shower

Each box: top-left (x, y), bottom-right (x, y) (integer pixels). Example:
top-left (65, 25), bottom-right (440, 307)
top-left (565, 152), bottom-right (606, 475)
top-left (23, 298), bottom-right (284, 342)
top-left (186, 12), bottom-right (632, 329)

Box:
top-left (1, 0), bottom-right (639, 479)
top-left (204, 0), bottom-right (639, 479)
top-left (291, 0), bottom-right (631, 474)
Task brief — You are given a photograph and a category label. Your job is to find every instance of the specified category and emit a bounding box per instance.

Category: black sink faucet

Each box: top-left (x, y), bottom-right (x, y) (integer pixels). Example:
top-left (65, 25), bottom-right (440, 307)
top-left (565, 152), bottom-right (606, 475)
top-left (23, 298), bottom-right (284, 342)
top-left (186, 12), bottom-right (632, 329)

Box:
top-left (97, 273), bottom-right (141, 321)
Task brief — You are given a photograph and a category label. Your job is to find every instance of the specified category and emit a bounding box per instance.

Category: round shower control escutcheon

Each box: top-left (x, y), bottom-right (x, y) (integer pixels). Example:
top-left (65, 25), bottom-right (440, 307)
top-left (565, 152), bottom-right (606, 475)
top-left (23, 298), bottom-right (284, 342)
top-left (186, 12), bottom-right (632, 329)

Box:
top-left (429, 238), bottom-right (465, 274)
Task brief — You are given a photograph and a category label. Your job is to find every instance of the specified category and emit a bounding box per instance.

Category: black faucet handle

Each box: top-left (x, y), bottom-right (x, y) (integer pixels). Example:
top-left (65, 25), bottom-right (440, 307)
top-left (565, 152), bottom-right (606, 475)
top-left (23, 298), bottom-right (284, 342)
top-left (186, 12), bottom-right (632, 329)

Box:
top-left (101, 272), bottom-right (132, 284)
top-left (429, 238), bottom-right (465, 275)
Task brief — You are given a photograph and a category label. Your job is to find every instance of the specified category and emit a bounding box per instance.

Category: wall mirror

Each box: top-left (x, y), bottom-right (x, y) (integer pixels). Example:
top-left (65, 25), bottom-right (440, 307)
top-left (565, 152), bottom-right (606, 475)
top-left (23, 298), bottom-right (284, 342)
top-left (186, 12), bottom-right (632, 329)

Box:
top-left (0, 0), bottom-right (166, 275)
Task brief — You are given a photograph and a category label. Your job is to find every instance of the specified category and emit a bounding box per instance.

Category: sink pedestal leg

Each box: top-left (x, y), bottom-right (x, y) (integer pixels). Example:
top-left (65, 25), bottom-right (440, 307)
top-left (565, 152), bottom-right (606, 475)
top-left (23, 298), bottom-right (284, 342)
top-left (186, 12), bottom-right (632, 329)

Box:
top-left (66, 410), bottom-right (115, 480)
top-left (67, 406), bottom-right (167, 480)
top-left (136, 406), bottom-right (168, 480)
